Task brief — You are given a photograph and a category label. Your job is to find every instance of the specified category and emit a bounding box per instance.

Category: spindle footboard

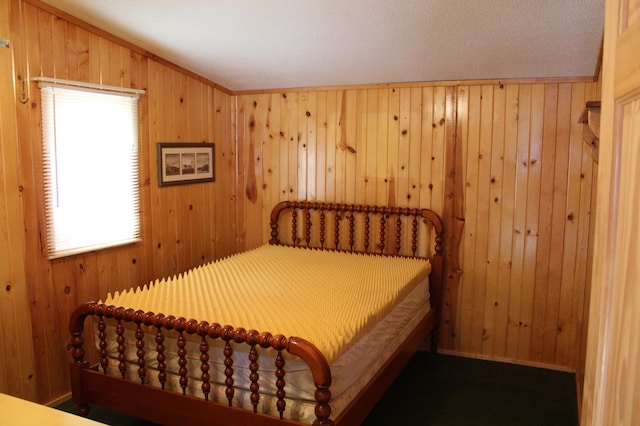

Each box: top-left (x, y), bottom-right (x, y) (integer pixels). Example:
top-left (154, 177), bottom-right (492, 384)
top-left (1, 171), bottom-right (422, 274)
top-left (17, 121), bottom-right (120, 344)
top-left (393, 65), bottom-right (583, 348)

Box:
top-left (68, 201), bottom-right (445, 425)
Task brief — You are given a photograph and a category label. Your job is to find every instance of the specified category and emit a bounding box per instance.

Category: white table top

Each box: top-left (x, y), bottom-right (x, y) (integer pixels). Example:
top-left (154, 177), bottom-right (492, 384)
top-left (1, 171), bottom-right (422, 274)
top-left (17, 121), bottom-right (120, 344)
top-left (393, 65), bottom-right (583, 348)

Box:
top-left (0, 393), bottom-right (105, 425)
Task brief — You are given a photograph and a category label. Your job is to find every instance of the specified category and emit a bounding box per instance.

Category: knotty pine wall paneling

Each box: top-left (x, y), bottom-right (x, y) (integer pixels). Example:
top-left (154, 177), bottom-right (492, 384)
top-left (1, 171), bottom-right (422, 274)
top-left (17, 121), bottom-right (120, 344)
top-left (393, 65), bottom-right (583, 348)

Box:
top-left (3, 0), bottom-right (235, 404)
top-left (453, 82), bottom-right (598, 368)
top-left (0, 0), bottom-right (38, 401)
top-left (235, 80), bottom-right (599, 372)
top-left (236, 87), bottom-right (450, 250)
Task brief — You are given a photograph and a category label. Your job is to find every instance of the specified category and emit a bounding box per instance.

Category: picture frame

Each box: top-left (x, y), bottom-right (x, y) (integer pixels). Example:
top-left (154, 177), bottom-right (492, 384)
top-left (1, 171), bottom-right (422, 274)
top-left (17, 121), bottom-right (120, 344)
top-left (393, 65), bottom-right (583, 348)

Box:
top-left (157, 142), bottom-right (215, 187)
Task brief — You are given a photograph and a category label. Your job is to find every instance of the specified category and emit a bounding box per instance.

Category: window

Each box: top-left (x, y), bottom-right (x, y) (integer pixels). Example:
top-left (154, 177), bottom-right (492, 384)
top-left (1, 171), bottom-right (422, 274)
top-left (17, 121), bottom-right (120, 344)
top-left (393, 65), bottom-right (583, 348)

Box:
top-left (37, 79), bottom-right (144, 259)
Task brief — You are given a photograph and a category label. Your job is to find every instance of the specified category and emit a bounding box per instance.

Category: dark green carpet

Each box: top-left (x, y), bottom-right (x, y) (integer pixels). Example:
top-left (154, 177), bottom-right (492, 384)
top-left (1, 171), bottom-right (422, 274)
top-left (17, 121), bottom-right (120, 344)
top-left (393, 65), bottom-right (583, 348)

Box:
top-left (362, 351), bottom-right (578, 426)
top-left (56, 351), bottom-right (578, 425)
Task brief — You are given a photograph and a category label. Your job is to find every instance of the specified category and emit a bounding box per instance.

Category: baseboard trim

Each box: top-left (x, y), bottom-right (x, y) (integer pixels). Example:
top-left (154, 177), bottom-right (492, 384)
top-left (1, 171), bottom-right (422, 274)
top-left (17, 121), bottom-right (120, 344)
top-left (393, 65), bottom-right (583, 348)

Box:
top-left (433, 348), bottom-right (577, 373)
top-left (46, 392), bottom-right (71, 407)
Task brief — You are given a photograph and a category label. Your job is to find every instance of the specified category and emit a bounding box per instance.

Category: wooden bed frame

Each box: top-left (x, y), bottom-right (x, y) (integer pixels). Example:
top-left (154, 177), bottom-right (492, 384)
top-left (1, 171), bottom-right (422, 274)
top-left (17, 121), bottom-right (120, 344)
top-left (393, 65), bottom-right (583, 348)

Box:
top-left (68, 201), bottom-right (445, 425)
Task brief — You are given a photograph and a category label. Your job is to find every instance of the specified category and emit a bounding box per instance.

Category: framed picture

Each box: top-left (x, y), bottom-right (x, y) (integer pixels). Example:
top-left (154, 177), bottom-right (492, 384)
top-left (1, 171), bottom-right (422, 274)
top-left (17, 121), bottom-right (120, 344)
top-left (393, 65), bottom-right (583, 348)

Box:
top-left (157, 142), bottom-right (215, 187)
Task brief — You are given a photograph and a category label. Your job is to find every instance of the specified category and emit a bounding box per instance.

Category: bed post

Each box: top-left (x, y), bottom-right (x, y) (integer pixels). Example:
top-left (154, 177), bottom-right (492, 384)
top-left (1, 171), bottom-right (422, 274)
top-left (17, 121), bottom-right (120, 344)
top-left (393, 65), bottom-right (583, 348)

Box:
top-left (287, 337), bottom-right (334, 426)
top-left (68, 302), bottom-right (96, 416)
top-left (269, 200), bottom-right (292, 245)
top-left (420, 209), bottom-right (445, 352)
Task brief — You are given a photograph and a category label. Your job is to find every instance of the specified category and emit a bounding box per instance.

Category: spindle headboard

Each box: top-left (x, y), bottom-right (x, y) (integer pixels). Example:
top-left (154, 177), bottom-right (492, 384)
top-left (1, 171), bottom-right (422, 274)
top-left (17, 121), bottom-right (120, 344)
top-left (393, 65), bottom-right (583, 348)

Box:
top-left (269, 200), bottom-right (444, 259)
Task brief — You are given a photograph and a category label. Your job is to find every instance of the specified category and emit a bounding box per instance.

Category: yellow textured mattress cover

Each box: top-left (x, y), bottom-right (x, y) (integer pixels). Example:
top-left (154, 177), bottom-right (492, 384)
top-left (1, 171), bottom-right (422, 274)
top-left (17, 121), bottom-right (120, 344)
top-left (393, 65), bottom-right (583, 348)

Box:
top-left (103, 244), bottom-right (431, 364)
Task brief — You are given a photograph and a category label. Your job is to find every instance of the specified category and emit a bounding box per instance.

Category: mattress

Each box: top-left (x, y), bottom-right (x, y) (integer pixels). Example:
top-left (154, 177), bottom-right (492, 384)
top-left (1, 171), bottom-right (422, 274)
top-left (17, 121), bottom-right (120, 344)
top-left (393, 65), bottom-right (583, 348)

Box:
top-left (97, 245), bottom-right (432, 422)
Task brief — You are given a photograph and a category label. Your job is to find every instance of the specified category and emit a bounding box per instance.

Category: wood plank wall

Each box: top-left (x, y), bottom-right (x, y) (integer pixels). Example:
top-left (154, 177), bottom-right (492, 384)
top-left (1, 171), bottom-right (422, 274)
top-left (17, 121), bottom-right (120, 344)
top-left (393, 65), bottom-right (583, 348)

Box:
top-left (0, 0), bottom-right (38, 402)
top-left (0, 0), bottom-right (235, 403)
top-left (454, 83), bottom-right (598, 368)
top-left (235, 80), bottom-right (599, 371)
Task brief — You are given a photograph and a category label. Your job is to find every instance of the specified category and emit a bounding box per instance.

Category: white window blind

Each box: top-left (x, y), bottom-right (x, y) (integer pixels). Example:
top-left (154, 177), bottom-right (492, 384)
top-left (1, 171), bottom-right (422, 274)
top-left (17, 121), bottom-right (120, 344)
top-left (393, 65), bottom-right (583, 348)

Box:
top-left (38, 81), bottom-right (143, 260)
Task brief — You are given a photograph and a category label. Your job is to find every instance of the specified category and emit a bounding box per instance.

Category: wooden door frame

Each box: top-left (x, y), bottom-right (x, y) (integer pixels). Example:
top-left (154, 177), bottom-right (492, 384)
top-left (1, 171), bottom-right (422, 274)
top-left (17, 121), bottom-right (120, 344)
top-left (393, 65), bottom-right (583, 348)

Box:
top-left (581, 0), bottom-right (640, 423)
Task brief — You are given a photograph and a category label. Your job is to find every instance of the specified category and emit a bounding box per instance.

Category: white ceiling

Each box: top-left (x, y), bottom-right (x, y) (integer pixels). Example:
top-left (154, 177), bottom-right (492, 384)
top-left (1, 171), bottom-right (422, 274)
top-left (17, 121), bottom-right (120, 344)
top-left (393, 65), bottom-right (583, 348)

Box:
top-left (39, 0), bottom-right (605, 92)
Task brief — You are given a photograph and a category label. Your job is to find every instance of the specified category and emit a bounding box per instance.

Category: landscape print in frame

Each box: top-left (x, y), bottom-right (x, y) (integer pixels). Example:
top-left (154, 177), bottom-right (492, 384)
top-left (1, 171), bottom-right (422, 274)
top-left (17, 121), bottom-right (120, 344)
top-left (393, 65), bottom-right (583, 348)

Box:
top-left (158, 142), bottom-right (215, 187)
